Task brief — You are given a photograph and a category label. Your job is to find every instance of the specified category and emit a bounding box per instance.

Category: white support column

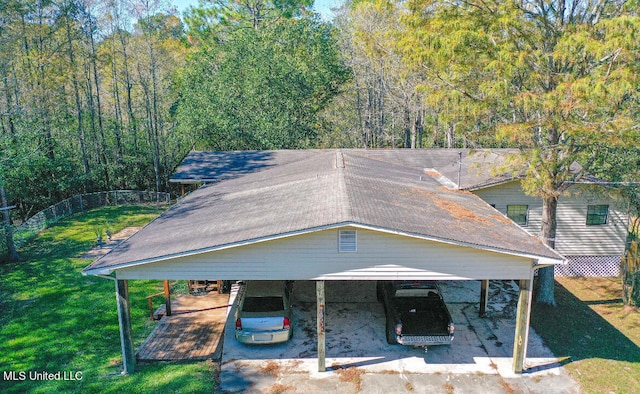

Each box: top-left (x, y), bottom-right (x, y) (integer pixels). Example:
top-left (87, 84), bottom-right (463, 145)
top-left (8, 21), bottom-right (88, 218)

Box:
top-left (116, 279), bottom-right (136, 374)
top-left (316, 280), bottom-right (326, 372)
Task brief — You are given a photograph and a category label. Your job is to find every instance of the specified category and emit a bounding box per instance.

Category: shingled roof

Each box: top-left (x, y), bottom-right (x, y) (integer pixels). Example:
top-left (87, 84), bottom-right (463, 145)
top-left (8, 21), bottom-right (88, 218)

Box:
top-left (169, 149), bottom-right (518, 190)
top-left (83, 150), bottom-right (563, 275)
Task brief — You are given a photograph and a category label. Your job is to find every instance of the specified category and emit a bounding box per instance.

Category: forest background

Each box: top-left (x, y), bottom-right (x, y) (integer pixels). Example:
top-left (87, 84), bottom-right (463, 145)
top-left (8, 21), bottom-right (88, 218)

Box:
top-left (1, 0), bottom-right (639, 239)
top-left (1, 7), bottom-right (640, 391)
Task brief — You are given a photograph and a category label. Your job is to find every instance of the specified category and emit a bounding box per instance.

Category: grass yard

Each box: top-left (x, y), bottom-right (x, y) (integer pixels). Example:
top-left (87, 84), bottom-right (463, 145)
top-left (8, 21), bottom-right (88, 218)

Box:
top-left (531, 277), bottom-right (640, 394)
top-left (0, 206), bottom-right (217, 394)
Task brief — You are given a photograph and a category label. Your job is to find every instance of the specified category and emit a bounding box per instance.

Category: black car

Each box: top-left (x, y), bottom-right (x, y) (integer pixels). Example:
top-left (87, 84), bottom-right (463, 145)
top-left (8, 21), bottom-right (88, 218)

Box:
top-left (377, 281), bottom-right (454, 347)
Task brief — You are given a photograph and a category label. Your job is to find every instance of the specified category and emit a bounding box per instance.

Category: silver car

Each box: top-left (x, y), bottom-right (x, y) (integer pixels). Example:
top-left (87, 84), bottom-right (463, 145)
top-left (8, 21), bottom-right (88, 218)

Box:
top-left (235, 281), bottom-right (293, 344)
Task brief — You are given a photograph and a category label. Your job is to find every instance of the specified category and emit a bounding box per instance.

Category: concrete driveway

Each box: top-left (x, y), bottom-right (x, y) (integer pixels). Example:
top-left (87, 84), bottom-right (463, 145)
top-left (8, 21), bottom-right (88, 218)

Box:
top-left (219, 280), bottom-right (580, 393)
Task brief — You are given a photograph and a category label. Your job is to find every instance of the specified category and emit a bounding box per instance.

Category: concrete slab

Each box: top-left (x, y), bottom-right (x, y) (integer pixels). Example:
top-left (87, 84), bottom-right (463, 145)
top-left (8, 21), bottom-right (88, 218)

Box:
top-left (219, 280), bottom-right (580, 393)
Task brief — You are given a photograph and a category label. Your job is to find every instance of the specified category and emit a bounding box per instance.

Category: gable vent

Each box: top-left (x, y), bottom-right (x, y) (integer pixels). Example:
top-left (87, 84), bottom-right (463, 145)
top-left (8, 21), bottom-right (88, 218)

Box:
top-left (338, 230), bottom-right (357, 252)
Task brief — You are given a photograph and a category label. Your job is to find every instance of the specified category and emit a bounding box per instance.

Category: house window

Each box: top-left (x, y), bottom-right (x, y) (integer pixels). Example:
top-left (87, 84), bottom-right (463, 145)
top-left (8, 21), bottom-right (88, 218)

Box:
top-left (587, 205), bottom-right (609, 225)
top-left (507, 205), bottom-right (528, 225)
top-left (339, 230), bottom-right (357, 252)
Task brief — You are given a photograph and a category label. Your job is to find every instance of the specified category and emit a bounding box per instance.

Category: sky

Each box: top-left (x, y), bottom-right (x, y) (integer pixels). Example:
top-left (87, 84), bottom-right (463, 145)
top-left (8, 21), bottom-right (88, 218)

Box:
top-left (171, 0), bottom-right (342, 21)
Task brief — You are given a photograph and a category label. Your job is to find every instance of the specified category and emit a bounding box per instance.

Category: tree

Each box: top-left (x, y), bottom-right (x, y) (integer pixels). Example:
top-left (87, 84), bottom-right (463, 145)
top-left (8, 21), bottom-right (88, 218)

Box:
top-left (0, 173), bottom-right (19, 262)
top-left (401, 0), bottom-right (640, 304)
top-left (178, 6), bottom-right (349, 150)
top-left (335, 0), bottom-right (424, 148)
top-left (0, 0), bottom-right (190, 220)
top-left (184, 0), bottom-right (313, 37)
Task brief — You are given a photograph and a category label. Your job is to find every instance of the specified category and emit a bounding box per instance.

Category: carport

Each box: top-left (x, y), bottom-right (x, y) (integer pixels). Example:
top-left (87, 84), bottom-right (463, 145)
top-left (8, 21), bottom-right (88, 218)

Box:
top-left (82, 150), bottom-right (564, 375)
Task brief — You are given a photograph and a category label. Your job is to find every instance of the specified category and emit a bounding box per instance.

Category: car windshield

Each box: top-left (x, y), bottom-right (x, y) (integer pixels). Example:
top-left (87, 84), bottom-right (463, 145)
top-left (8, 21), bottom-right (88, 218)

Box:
top-left (242, 296), bottom-right (284, 312)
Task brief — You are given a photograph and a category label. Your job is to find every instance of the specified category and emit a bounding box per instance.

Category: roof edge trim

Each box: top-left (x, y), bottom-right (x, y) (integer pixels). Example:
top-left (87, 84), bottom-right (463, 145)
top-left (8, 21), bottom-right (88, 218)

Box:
top-left (464, 177), bottom-right (520, 191)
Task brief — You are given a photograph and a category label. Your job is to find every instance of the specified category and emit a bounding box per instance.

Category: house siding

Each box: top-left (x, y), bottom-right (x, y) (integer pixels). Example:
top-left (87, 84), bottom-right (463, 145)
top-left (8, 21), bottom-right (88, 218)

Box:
top-left (116, 227), bottom-right (535, 281)
top-left (472, 181), bottom-right (629, 257)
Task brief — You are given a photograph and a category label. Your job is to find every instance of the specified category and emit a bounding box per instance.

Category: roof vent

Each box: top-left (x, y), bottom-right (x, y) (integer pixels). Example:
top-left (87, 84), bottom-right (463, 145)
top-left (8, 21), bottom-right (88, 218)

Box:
top-left (423, 168), bottom-right (458, 189)
top-left (338, 229), bottom-right (357, 252)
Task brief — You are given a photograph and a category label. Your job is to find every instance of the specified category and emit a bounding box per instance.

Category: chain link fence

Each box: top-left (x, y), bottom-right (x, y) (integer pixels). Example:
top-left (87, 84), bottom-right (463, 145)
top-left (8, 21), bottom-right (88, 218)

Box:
top-left (1, 190), bottom-right (171, 256)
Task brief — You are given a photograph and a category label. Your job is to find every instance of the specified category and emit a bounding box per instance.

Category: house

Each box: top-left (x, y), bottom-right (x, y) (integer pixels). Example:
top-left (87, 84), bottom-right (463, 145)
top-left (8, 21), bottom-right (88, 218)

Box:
top-left (171, 149), bottom-right (630, 277)
top-left (83, 149), bottom-right (567, 374)
top-left (425, 149), bottom-right (628, 277)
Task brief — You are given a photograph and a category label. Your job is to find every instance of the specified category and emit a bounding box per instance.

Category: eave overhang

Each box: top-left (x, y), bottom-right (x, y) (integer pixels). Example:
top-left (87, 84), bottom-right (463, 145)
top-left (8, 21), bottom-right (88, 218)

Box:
top-left (82, 221), bottom-right (565, 277)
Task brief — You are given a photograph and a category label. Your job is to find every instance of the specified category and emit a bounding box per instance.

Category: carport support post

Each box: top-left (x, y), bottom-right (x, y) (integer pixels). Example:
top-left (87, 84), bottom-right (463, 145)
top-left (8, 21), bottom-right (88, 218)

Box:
top-left (479, 280), bottom-right (489, 317)
top-left (512, 278), bottom-right (533, 374)
top-left (317, 280), bottom-right (326, 372)
top-left (164, 280), bottom-right (172, 316)
top-left (115, 279), bottom-right (136, 374)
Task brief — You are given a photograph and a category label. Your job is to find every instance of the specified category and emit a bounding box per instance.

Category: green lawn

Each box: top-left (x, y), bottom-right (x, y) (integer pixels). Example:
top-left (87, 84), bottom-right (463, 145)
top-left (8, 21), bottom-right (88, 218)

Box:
top-left (531, 277), bottom-right (640, 394)
top-left (0, 206), bottom-right (217, 393)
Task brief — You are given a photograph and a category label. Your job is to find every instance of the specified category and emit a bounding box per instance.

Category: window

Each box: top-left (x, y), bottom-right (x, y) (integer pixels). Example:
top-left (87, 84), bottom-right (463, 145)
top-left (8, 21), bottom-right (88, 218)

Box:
top-left (507, 205), bottom-right (528, 225)
top-left (587, 205), bottom-right (609, 225)
top-left (242, 297), bottom-right (284, 312)
top-left (338, 230), bottom-right (357, 252)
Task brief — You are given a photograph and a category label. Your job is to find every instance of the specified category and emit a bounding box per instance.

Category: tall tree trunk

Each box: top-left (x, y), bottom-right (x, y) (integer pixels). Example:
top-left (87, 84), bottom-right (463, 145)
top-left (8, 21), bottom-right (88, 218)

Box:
top-left (354, 80), bottom-right (366, 149)
top-left (404, 108), bottom-right (411, 148)
top-left (446, 123), bottom-right (455, 148)
top-left (85, 62), bottom-right (110, 189)
top-left (364, 84), bottom-right (374, 148)
top-left (118, 24), bottom-right (138, 151)
top-left (411, 109), bottom-right (422, 149)
top-left (138, 64), bottom-right (160, 192)
top-left (377, 73), bottom-right (384, 148)
top-left (417, 108), bottom-right (424, 148)
top-left (0, 179), bottom-right (19, 262)
top-left (110, 32), bottom-right (126, 189)
top-left (32, 4), bottom-right (55, 165)
top-left (86, 14), bottom-right (110, 189)
top-left (621, 241), bottom-right (639, 307)
top-left (1, 65), bottom-right (17, 143)
top-left (150, 46), bottom-right (162, 192)
top-left (536, 194), bottom-right (558, 306)
top-left (64, 12), bottom-right (91, 192)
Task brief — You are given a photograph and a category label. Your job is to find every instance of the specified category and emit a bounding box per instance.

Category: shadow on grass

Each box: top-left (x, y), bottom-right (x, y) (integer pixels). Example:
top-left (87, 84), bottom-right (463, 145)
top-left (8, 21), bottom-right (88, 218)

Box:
top-left (531, 281), bottom-right (640, 364)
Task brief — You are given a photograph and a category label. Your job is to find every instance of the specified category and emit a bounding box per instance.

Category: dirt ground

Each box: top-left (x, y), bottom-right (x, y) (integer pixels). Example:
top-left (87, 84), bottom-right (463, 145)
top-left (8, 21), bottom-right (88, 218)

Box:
top-left (81, 226), bottom-right (142, 259)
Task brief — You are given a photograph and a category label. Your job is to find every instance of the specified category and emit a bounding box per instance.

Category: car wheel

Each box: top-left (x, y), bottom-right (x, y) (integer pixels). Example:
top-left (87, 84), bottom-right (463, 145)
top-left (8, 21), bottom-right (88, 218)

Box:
top-left (386, 322), bottom-right (397, 344)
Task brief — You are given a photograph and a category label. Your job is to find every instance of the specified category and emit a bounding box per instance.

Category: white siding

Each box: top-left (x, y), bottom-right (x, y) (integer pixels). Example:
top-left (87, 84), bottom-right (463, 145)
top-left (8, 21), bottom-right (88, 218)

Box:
top-left (116, 227), bottom-right (534, 280)
top-left (473, 181), bottom-right (543, 234)
top-left (473, 182), bottom-right (628, 256)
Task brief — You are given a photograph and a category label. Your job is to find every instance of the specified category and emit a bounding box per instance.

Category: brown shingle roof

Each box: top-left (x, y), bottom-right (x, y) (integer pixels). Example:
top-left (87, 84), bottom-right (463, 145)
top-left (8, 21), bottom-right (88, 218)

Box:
top-left (83, 149), bottom-right (562, 275)
top-left (170, 149), bottom-right (518, 189)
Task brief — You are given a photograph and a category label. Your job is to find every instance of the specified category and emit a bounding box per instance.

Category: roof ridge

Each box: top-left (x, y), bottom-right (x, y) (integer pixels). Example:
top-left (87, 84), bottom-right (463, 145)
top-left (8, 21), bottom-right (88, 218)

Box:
top-left (336, 150), bottom-right (352, 222)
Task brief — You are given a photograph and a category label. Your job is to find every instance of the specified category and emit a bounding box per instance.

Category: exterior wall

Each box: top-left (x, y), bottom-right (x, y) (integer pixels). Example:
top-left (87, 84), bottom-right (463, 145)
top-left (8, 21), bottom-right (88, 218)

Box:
top-left (473, 181), bottom-right (629, 257)
top-left (116, 227), bottom-right (535, 281)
